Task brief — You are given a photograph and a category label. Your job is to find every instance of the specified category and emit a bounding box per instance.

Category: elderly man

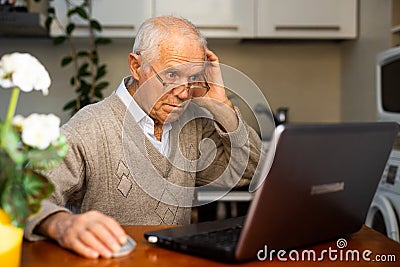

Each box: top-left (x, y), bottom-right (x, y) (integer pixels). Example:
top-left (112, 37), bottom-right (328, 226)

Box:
top-left (25, 16), bottom-right (262, 259)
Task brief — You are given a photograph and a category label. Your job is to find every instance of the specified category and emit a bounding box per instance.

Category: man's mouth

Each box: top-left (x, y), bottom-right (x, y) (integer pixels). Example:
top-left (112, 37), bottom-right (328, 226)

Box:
top-left (162, 103), bottom-right (183, 114)
top-left (167, 103), bottom-right (185, 109)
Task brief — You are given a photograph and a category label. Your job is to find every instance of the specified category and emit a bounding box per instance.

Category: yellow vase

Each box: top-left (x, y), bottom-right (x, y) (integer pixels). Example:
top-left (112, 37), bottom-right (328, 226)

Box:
top-left (0, 209), bottom-right (23, 267)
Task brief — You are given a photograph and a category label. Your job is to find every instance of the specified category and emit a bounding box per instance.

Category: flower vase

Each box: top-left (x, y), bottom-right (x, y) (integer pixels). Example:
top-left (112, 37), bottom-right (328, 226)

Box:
top-left (0, 209), bottom-right (23, 267)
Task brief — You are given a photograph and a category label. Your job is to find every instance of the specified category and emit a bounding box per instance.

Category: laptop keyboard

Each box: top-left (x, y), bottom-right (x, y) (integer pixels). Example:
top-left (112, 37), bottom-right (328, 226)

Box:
top-left (175, 225), bottom-right (243, 251)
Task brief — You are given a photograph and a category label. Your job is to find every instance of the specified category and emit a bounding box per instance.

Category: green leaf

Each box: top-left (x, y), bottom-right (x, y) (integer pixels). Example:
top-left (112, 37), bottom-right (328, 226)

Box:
top-left (95, 37), bottom-right (112, 46)
top-left (27, 136), bottom-right (68, 171)
top-left (0, 125), bottom-right (25, 164)
top-left (24, 172), bottom-right (54, 215)
top-left (1, 176), bottom-right (30, 227)
top-left (95, 65), bottom-right (106, 81)
top-left (79, 96), bottom-right (92, 108)
top-left (67, 8), bottom-right (77, 17)
top-left (91, 51), bottom-right (99, 65)
top-left (94, 91), bottom-right (103, 99)
top-left (78, 63), bottom-right (90, 77)
top-left (47, 7), bottom-right (55, 15)
top-left (1, 168), bottom-right (55, 228)
top-left (70, 77), bottom-right (76, 86)
top-left (61, 56), bottom-right (73, 67)
top-left (23, 170), bottom-right (54, 200)
top-left (76, 7), bottom-right (88, 20)
top-left (78, 72), bottom-right (90, 78)
top-left (78, 80), bottom-right (91, 94)
top-left (95, 71), bottom-right (105, 81)
top-left (75, 79), bottom-right (91, 94)
top-left (77, 51), bottom-right (89, 57)
top-left (0, 150), bottom-right (15, 199)
top-left (45, 17), bottom-right (53, 31)
top-left (90, 20), bottom-right (102, 31)
top-left (63, 99), bottom-right (77, 111)
top-left (66, 23), bottom-right (75, 35)
top-left (97, 64), bottom-right (106, 72)
top-left (95, 81), bottom-right (109, 91)
top-left (78, 63), bottom-right (89, 73)
top-left (53, 36), bottom-right (67, 45)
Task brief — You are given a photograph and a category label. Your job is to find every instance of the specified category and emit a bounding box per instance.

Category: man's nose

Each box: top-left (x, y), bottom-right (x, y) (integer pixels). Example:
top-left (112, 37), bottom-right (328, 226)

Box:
top-left (174, 85), bottom-right (190, 99)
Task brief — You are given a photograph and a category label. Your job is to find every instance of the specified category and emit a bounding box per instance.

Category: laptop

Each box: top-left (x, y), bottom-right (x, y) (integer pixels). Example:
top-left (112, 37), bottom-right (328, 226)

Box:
top-left (144, 122), bottom-right (399, 262)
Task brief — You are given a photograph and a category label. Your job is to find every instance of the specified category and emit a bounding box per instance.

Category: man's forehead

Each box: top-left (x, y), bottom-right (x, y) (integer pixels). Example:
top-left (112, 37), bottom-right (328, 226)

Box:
top-left (157, 36), bottom-right (205, 64)
top-left (160, 61), bottom-right (206, 73)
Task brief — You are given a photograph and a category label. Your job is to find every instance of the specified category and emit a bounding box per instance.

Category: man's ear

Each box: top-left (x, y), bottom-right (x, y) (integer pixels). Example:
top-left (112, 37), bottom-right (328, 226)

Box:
top-left (128, 52), bottom-right (141, 80)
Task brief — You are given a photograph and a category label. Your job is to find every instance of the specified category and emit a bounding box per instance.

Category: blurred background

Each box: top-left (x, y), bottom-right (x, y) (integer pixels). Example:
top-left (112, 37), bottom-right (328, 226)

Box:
top-left (0, 0), bottom-right (392, 127)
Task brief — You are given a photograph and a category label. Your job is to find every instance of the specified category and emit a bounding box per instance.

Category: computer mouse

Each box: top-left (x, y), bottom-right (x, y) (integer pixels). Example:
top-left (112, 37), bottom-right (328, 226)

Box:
top-left (112, 236), bottom-right (136, 258)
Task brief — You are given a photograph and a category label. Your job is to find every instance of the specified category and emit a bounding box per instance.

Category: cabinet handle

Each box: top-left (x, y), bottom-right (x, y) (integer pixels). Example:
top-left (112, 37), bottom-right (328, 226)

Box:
top-left (75, 24), bottom-right (135, 30)
top-left (196, 25), bottom-right (239, 31)
top-left (275, 25), bottom-right (340, 31)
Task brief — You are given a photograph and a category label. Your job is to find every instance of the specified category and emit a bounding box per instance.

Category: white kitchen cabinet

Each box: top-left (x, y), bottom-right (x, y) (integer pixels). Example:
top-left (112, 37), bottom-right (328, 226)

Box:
top-left (256, 0), bottom-right (358, 39)
top-left (49, 0), bottom-right (357, 40)
top-left (154, 0), bottom-right (255, 38)
top-left (50, 0), bottom-right (152, 37)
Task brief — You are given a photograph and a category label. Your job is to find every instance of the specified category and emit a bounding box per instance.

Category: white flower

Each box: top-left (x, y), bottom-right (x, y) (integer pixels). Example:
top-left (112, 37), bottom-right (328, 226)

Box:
top-left (0, 52), bottom-right (51, 95)
top-left (12, 115), bottom-right (25, 129)
top-left (20, 113), bottom-right (61, 150)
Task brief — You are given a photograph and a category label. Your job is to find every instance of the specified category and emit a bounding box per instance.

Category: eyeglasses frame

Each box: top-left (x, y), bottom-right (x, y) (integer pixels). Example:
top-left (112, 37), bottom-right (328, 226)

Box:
top-left (136, 51), bottom-right (211, 98)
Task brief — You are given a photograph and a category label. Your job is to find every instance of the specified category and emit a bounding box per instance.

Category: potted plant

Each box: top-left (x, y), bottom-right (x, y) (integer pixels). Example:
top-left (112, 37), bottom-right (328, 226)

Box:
top-left (0, 52), bottom-right (68, 267)
top-left (45, 0), bottom-right (111, 115)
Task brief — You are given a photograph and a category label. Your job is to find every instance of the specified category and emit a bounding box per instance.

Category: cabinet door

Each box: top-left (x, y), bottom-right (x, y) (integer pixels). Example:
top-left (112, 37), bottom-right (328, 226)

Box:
top-left (50, 0), bottom-right (152, 37)
top-left (91, 0), bottom-right (151, 37)
top-left (154, 0), bottom-right (255, 38)
top-left (257, 0), bottom-right (357, 39)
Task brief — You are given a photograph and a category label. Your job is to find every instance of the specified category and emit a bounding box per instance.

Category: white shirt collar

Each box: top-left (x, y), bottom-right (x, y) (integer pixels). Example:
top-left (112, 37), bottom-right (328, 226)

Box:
top-left (116, 76), bottom-right (172, 155)
top-left (116, 76), bottom-right (147, 123)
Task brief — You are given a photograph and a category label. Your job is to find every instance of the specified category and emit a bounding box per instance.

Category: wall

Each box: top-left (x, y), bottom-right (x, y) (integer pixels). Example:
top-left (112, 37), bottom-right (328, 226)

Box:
top-left (208, 40), bottom-right (341, 124)
top-left (0, 38), bottom-right (131, 124)
top-left (341, 0), bottom-right (391, 122)
top-left (0, 36), bottom-right (341, 125)
top-left (1, 1), bottom-right (392, 126)
top-left (1, 0), bottom-right (393, 127)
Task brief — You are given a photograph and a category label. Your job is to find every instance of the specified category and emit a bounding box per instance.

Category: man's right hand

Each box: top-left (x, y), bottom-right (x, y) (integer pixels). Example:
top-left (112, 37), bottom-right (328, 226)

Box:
top-left (37, 210), bottom-right (128, 258)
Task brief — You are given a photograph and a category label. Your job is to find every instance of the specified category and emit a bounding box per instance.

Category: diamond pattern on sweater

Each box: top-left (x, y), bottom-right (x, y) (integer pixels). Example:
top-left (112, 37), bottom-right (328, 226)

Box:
top-left (117, 174), bottom-right (132, 197)
top-left (154, 187), bottom-right (179, 224)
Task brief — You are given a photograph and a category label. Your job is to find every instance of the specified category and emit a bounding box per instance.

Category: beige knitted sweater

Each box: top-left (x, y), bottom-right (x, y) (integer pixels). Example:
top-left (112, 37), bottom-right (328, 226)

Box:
top-left (24, 93), bottom-right (262, 241)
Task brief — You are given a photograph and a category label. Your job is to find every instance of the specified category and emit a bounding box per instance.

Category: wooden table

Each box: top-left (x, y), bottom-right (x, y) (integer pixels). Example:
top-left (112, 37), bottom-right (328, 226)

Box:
top-left (21, 225), bottom-right (400, 266)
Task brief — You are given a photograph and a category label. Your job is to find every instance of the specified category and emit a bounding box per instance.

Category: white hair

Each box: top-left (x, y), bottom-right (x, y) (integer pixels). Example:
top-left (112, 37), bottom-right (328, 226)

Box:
top-left (133, 16), bottom-right (207, 65)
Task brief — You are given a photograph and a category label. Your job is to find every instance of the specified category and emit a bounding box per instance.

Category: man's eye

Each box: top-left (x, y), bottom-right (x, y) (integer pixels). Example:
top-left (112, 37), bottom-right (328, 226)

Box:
top-left (166, 72), bottom-right (176, 79)
top-left (189, 75), bottom-right (201, 82)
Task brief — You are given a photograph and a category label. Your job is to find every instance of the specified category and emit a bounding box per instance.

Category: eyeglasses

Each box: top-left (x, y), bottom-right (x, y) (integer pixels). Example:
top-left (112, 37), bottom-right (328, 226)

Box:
top-left (137, 52), bottom-right (210, 98)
